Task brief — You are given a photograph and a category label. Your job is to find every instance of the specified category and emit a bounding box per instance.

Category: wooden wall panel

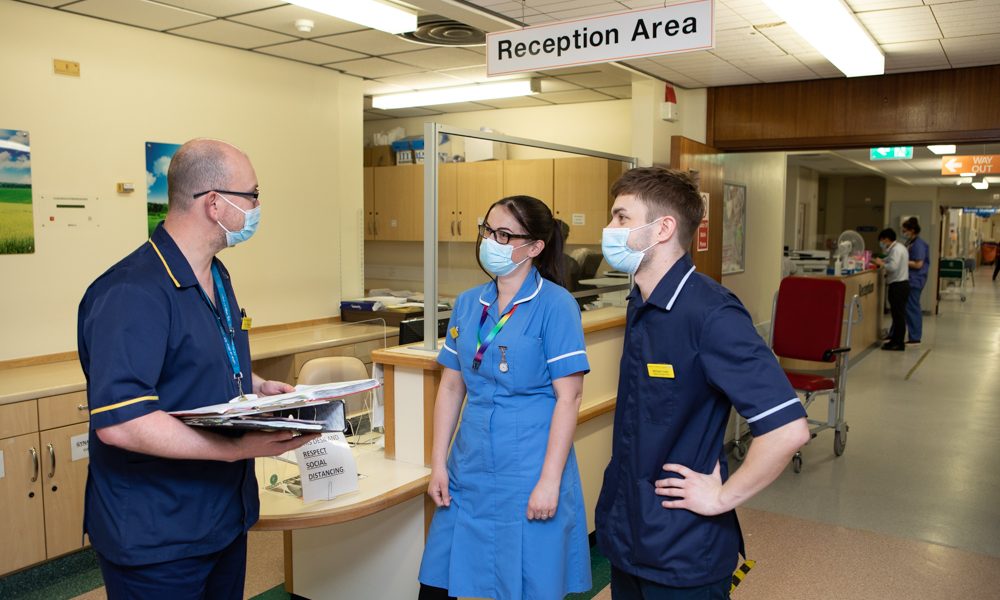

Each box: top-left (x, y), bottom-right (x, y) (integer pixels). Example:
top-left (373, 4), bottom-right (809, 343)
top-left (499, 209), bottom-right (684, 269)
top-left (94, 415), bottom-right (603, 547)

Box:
top-left (670, 136), bottom-right (723, 282)
top-left (708, 65), bottom-right (1000, 151)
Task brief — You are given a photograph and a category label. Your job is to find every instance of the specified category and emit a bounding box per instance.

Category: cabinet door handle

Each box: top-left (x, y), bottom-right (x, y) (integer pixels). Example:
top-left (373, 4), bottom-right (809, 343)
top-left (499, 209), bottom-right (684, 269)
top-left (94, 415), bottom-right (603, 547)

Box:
top-left (77, 404), bottom-right (87, 411)
top-left (47, 443), bottom-right (56, 479)
top-left (457, 221), bottom-right (462, 236)
top-left (29, 447), bottom-right (39, 482)
top-left (450, 220), bottom-right (455, 236)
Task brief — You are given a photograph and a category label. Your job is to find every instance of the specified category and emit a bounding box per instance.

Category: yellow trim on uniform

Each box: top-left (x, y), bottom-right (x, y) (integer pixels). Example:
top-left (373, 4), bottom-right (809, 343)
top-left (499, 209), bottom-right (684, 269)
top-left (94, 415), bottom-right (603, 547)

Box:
top-left (148, 239), bottom-right (180, 288)
top-left (89, 395), bottom-right (158, 415)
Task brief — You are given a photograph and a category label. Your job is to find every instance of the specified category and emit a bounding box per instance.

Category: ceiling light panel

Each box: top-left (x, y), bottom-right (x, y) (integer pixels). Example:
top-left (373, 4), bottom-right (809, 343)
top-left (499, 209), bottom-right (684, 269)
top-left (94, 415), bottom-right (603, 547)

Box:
top-left (372, 79), bottom-right (539, 109)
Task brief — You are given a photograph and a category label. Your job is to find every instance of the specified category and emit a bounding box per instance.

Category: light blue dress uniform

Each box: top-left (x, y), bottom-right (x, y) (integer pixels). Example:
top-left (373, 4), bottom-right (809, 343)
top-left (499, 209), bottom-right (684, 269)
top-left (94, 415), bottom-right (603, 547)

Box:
top-left (419, 268), bottom-right (592, 599)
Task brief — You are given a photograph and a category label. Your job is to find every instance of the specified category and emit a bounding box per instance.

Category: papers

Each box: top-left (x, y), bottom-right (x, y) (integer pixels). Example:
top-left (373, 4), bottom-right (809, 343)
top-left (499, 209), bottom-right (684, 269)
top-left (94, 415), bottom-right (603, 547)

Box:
top-left (169, 379), bottom-right (380, 433)
top-left (295, 432), bottom-right (359, 502)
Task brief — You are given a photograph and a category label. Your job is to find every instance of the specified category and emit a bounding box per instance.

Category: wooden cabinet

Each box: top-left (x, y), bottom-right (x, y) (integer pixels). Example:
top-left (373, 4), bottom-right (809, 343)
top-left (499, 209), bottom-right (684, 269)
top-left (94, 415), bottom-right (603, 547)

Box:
top-left (438, 163), bottom-right (460, 241)
top-left (0, 430), bottom-right (47, 574)
top-left (554, 157), bottom-right (621, 244)
top-left (503, 159), bottom-right (553, 208)
top-left (363, 167), bottom-right (375, 241)
top-left (455, 161), bottom-right (504, 242)
top-left (370, 165), bottom-right (423, 241)
top-left (0, 391), bottom-right (90, 576)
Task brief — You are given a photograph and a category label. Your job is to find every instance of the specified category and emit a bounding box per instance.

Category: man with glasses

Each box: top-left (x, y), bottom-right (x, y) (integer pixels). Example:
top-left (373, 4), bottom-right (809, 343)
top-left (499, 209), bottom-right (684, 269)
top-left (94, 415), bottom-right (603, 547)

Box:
top-left (78, 138), bottom-right (316, 599)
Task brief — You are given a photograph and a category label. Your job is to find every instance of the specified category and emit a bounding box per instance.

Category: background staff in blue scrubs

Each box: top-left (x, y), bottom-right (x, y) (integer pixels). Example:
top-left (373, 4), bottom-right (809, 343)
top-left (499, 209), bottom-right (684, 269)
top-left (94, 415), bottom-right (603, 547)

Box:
top-left (418, 196), bottom-right (592, 600)
top-left (78, 139), bottom-right (317, 599)
top-left (900, 217), bottom-right (929, 344)
top-left (594, 168), bottom-right (810, 599)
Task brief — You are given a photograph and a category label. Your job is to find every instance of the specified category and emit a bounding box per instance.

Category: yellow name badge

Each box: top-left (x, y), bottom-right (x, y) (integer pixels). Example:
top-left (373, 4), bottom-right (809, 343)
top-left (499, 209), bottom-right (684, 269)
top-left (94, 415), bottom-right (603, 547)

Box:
top-left (450, 326), bottom-right (459, 339)
top-left (241, 316), bottom-right (252, 331)
top-left (647, 363), bottom-right (675, 378)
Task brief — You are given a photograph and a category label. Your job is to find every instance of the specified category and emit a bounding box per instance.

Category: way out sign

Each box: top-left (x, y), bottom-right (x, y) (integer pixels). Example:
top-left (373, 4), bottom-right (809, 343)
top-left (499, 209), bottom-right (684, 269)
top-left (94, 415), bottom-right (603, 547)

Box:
top-left (487, 0), bottom-right (715, 76)
top-left (941, 155), bottom-right (999, 175)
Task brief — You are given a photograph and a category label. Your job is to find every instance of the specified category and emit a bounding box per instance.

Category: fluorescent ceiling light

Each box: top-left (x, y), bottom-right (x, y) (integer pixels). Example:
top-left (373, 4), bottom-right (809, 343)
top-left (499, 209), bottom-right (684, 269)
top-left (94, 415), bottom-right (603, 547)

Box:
top-left (372, 80), bottom-right (541, 109)
top-left (961, 172), bottom-right (976, 177)
top-left (762, 0), bottom-right (884, 77)
top-left (972, 181), bottom-right (989, 190)
top-left (927, 144), bottom-right (956, 155)
top-left (286, 0), bottom-right (416, 34)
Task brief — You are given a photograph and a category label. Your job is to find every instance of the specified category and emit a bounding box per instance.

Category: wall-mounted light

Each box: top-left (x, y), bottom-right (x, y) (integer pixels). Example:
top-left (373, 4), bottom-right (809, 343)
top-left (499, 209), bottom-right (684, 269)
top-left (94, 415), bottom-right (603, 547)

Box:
top-left (762, 0), bottom-right (884, 77)
top-left (372, 79), bottom-right (541, 110)
top-left (287, 0), bottom-right (416, 34)
top-left (294, 19), bottom-right (315, 33)
top-left (972, 180), bottom-right (989, 190)
top-left (927, 144), bottom-right (956, 155)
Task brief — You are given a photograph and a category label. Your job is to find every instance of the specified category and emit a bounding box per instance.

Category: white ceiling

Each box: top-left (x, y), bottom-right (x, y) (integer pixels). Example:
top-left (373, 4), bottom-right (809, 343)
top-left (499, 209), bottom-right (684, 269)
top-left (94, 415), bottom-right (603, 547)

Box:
top-left (17, 0), bottom-right (1000, 189)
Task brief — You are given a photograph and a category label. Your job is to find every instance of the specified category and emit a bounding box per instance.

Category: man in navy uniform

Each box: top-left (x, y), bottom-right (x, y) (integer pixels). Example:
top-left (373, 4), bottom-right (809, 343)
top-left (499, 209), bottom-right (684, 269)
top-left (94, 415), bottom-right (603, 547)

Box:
top-left (595, 167), bottom-right (810, 599)
top-left (78, 139), bottom-right (316, 599)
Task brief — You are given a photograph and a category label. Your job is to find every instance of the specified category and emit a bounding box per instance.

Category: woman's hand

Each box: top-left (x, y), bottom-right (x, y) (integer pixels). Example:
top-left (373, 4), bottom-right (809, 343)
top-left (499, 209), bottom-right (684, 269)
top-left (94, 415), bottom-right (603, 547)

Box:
top-left (526, 478), bottom-right (560, 520)
top-left (427, 468), bottom-right (451, 508)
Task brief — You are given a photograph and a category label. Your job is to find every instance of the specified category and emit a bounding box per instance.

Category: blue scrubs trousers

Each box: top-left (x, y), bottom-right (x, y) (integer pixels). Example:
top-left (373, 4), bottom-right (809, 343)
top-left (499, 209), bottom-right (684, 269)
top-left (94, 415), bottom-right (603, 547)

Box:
top-left (97, 532), bottom-right (247, 600)
top-left (905, 285), bottom-right (923, 342)
top-left (611, 566), bottom-right (730, 599)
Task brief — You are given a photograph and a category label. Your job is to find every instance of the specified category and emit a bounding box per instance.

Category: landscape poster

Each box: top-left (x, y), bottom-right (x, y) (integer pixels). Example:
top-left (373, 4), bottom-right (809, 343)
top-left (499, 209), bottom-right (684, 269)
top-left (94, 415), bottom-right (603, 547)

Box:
top-left (145, 141), bottom-right (181, 237)
top-left (0, 129), bottom-right (34, 255)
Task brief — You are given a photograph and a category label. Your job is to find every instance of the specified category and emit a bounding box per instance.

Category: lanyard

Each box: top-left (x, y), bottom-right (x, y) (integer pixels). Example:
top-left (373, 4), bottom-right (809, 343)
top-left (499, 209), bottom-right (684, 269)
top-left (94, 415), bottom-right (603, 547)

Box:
top-left (208, 263), bottom-right (245, 397)
top-left (473, 302), bottom-right (519, 370)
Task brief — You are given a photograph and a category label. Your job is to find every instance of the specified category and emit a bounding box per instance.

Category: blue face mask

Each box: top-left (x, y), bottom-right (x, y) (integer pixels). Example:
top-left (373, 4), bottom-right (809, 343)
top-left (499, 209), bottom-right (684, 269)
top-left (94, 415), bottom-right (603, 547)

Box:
top-left (217, 194), bottom-right (260, 247)
top-left (479, 237), bottom-right (531, 277)
top-left (601, 218), bottom-right (663, 274)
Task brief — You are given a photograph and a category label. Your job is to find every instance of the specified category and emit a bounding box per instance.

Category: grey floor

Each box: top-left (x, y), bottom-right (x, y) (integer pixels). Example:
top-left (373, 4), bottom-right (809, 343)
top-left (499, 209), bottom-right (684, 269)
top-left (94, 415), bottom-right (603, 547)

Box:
top-left (746, 266), bottom-right (1000, 558)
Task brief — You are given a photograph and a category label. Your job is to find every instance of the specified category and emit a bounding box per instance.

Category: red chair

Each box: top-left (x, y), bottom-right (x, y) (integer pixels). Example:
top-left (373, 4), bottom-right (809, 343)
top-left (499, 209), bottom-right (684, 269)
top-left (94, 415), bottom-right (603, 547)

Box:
top-left (733, 277), bottom-right (860, 473)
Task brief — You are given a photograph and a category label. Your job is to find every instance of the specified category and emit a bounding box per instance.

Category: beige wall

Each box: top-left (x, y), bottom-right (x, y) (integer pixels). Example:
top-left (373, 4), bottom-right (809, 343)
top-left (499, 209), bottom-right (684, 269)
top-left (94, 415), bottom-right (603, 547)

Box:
top-left (0, 2), bottom-right (362, 361)
top-left (722, 152), bottom-right (787, 328)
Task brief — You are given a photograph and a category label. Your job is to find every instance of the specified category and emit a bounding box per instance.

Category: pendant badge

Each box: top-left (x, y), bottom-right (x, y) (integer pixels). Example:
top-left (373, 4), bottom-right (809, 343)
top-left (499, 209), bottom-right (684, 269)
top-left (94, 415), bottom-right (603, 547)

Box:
top-left (498, 346), bottom-right (509, 373)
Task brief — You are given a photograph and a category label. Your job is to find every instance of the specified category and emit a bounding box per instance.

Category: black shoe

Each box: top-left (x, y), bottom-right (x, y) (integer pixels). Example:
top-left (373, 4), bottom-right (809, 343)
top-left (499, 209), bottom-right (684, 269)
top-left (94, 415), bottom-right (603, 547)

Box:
top-left (881, 343), bottom-right (905, 351)
top-left (906, 339), bottom-right (921, 345)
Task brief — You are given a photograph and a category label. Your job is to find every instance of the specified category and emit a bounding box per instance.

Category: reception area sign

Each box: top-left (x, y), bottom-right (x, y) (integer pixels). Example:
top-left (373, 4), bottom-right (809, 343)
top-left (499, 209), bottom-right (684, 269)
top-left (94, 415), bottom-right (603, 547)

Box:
top-left (487, 0), bottom-right (715, 76)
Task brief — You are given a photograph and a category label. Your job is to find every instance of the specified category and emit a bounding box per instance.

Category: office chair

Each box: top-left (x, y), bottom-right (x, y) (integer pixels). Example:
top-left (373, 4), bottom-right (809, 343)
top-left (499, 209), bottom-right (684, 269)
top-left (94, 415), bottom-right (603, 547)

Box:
top-left (297, 356), bottom-right (371, 420)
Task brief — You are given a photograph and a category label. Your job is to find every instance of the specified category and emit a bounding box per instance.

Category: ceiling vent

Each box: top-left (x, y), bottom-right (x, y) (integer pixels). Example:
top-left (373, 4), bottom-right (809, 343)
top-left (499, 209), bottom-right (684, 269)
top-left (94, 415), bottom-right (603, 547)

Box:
top-left (397, 15), bottom-right (486, 46)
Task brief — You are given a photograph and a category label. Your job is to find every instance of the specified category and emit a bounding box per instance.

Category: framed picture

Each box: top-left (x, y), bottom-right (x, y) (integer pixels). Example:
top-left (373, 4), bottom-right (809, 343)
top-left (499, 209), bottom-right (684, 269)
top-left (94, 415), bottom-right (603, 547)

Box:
top-left (722, 183), bottom-right (746, 275)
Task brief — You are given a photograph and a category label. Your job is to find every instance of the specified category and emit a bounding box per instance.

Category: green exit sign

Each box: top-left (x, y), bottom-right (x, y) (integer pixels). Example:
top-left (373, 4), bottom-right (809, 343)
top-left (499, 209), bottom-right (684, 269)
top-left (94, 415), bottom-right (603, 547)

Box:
top-left (870, 146), bottom-right (913, 160)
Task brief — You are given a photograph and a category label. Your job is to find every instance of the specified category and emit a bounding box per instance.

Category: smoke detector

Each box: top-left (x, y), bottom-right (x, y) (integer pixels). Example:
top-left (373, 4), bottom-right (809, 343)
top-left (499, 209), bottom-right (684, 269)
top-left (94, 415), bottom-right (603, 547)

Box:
top-left (397, 15), bottom-right (485, 47)
top-left (294, 19), bottom-right (315, 33)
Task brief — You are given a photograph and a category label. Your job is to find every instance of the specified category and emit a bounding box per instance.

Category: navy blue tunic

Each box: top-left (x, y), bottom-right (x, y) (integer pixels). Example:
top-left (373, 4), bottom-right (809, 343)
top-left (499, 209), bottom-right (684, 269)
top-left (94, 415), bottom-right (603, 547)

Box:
top-left (78, 224), bottom-right (257, 566)
top-left (595, 254), bottom-right (806, 587)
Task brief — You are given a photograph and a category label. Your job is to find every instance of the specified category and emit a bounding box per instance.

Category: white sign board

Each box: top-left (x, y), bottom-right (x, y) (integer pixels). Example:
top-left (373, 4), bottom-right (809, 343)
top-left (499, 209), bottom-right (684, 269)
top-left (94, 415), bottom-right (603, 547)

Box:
top-left (295, 432), bottom-right (359, 503)
top-left (487, 0), bottom-right (715, 76)
top-left (71, 433), bottom-right (89, 461)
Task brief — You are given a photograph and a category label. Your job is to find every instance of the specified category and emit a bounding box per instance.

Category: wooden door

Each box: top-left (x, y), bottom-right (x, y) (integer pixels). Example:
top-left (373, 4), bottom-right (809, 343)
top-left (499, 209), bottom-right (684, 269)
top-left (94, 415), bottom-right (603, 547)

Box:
top-left (373, 165), bottom-right (422, 241)
top-left (438, 163), bottom-right (460, 241)
top-left (456, 161), bottom-right (504, 242)
top-left (670, 136), bottom-right (724, 282)
top-left (502, 159), bottom-right (554, 209)
top-left (363, 167), bottom-right (375, 241)
top-left (553, 157), bottom-right (612, 244)
top-left (0, 433), bottom-right (46, 574)
top-left (41, 422), bottom-right (90, 558)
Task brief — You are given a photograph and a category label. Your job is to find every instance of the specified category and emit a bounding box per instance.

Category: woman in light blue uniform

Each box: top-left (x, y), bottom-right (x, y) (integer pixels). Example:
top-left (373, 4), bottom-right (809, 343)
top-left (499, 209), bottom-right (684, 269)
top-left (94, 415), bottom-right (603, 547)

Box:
top-left (419, 196), bottom-right (592, 600)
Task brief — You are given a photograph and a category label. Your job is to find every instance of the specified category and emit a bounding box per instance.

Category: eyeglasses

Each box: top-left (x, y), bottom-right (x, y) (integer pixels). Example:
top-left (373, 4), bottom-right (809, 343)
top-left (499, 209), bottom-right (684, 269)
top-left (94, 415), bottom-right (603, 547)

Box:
top-left (479, 223), bottom-right (532, 245)
top-left (193, 189), bottom-right (260, 203)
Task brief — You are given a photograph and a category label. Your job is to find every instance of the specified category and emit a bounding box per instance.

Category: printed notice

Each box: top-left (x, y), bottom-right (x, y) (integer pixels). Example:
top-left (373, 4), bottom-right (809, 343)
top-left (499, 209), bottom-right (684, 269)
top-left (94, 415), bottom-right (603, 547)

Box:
top-left (71, 433), bottom-right (89, 461)
top-left (295, 432), bottom-right (359, 503)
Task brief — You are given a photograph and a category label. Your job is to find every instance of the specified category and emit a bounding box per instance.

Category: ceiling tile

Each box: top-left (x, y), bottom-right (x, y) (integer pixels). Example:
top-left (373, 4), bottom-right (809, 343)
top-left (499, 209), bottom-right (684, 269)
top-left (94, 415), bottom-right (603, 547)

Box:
top-left (16, 0), bottom-right (79, 7)
top-left (388, 47), bottom-right (485, 70)
top-left (63, 0), bottom-right (213, 30)
top-left (157, 0), bottom-right (284, 17)
top-left (535, 89), bottom-right (617, 103)
top-left (729, 55), bottom-right (818, 82)
top-left (523, 14), bottom-right (560, 25)
top-left (376, 71), bottom-right (467, 90)
top-left (718, 0), bottom-right (782, 27)
top-left (229, 5), bottom-right (364, 38)
top-left (316, 29), bottom-right (427, 55)
top-left (376, 107), bottom-right (442, 118)
top-left (438, 66), bottom-right (534, 82)
top-left (537, 77), bottom-right (584, 92)
top-left (941, 33), bottom-right (1000, 67)
top-left (882, 40), bottom-right (951, 72)
top-left (254, 40), bottom-right (365, 64)
top-left (545, 4), bottom-right (628, 20)
top-left (710, 27), bottom-right (787, 62)
top-left (170, 19), bottom-right (295, 48)
top-left (932, 0), bottom-right (1000, 38)
top-left (330, 57), bottom-right (424, 78)
top-left (537, 0), bottom-right (621, 16)
top-left (594, 85), bottom-right (633, 98)
top-left (550, 70), bottom-right (631, 88)
top-left (712, 2), bottom-right (754, 30)
top-left (360, 80), bottom-right (410, 95)
top-left (475, 96), bottom-right (555, 109)
top-left (845, 0), bottom-right (924, 10)
top-left (856, 6), bottom-right (942, 44)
